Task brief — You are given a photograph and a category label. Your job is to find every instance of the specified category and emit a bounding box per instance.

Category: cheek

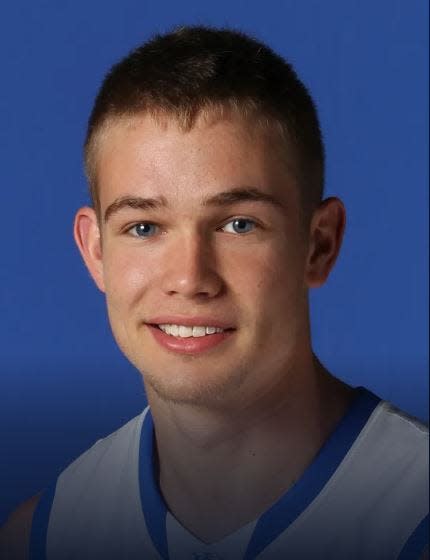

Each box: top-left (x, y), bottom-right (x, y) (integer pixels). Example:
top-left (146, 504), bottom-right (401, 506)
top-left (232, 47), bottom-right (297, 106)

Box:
top-left (102, 249), bottom-right (151, 311)
top-left (242, 246), bottom-right (306, 317)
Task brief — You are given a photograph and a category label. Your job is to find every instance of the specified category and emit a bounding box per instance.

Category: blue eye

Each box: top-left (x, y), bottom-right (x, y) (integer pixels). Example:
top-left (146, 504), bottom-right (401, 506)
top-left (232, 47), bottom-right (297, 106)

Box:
top-left (222, 218), bottom-right (256, 234)
top-left (130, 223), bottom-right (158, 237)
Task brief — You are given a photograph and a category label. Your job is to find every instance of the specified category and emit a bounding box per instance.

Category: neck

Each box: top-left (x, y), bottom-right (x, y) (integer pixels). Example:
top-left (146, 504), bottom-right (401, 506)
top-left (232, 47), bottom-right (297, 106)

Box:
top-left (145, 354), bottom-right (353, 543)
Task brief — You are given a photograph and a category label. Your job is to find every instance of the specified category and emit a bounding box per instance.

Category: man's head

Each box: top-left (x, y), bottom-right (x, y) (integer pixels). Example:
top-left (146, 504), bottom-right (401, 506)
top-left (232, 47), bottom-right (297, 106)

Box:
top-left (84, 25), bottom-right (325, 225)
top-left (75, 26), bottom-right (345, 410)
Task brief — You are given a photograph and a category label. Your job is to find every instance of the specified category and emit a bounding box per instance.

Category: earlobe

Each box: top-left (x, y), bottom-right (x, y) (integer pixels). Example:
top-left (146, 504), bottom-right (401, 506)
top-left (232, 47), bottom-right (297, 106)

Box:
top-left (73, 207), bottom-right (106, 293)
top-left (305, 197), bottom-right (346, 288)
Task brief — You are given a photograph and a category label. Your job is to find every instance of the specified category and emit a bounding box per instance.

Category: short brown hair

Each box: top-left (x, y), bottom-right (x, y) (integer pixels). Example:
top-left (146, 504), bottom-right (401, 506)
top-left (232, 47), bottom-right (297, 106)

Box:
top-left (84, 25), bottom-right (324, 220)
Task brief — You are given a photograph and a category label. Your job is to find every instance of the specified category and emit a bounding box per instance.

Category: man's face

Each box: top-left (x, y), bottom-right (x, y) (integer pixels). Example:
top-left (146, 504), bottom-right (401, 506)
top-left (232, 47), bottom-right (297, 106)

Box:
top-left (86, 113), bottom-right (315, 408)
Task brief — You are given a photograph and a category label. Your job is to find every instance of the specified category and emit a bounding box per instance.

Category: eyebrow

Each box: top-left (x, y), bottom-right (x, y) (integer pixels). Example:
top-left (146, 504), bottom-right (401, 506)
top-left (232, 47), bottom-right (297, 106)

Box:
top-left (103, 187), bottom-right (285, 222)
top-left (104, 195), bottom-right (168, 222)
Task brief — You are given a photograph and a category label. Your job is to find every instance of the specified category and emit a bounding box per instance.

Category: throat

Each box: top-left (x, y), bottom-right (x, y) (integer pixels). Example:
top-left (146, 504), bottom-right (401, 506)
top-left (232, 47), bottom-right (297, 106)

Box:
top-left (158, 455), bottom-right (300, 545)
top-left (166, 508), bottom-right (258, 552)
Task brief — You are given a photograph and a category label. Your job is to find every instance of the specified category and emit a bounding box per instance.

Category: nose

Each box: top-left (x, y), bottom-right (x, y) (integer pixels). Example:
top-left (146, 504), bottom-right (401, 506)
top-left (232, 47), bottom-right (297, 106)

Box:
top-left (160, 232), bottom-right (223, 299)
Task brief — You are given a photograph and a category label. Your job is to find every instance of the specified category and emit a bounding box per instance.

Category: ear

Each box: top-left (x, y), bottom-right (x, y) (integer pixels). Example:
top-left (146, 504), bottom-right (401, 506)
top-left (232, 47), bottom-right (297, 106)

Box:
top-left (305, 197), bottom-right (346, 288)
top-left (73, 207), bottom-right (106, 293)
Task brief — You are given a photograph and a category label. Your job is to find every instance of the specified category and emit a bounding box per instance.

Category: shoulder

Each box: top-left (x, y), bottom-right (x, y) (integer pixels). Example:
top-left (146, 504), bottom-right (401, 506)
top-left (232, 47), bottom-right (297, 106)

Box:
top-left (59, 408), bottom-right (148, 480)
top-left (359, 399), bottom-right (429, 556)
top-left (32, 409), bottom-right (151, 559)
top-left (0, 494), bottom-right (41, 560)
top-left (45, 408), bottom-right (149, 513)
top-left (369, 400), bottom-right (428, 460)
top-left (342, 392), bottom-right (428, 493)
top-left (354, 398), bottom-right (429, 501)
top-left (1, 409), bottom-right (149, 560)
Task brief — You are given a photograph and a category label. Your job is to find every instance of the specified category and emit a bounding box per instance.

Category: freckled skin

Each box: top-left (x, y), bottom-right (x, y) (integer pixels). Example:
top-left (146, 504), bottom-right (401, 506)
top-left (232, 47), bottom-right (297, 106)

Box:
top-left (79, 113), bottom-right (317, 409)
top-left (75, 110), bottom-right (346, 418)
top-left (73, 112), bottom-right (349, 542)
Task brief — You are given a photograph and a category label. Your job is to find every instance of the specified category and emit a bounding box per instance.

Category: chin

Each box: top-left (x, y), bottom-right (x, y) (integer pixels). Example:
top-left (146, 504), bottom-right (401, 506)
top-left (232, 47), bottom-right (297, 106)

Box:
top-left (142, 366), bottom-right (248, 409)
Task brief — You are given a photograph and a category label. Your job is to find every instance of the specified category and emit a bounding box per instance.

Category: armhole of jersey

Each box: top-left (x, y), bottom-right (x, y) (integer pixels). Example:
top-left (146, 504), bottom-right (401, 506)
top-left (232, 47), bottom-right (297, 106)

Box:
top-left (397, 515), bottom-right (429, 560)
top-left (29, 482), bottom-right (57, 560)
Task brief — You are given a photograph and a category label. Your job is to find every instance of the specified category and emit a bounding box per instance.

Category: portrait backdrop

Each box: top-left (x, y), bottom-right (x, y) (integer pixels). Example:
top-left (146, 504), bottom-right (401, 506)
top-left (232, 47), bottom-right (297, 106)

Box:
top-left (0, 0), bottom-right (428, 524)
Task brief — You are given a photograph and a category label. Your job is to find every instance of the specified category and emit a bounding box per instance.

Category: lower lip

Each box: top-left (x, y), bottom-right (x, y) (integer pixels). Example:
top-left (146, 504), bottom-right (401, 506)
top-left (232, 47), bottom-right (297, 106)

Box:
top-left (147, 324), bottom-right (235, 355)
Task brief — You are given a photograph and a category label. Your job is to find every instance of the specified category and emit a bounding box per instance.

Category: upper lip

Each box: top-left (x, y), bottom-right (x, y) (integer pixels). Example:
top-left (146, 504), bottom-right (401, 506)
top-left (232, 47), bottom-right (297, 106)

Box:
top-left (146, 316), bottom-right (236, 329)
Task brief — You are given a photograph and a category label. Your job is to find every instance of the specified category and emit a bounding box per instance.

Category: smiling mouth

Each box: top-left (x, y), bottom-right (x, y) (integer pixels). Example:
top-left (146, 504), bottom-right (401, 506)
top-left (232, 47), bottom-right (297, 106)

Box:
top-left (150, 324), bottom-right (235, 338)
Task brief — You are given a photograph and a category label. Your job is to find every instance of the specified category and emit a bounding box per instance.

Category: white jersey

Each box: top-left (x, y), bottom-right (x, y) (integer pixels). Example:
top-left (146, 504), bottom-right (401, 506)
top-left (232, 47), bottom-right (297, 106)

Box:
top-left (30, 387), bottom-right (429, 560)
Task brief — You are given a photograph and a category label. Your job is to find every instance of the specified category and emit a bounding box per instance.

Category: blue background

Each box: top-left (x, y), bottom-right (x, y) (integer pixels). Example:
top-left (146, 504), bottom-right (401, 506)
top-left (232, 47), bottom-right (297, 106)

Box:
top-left (0, 0), bottom-right (428, 524)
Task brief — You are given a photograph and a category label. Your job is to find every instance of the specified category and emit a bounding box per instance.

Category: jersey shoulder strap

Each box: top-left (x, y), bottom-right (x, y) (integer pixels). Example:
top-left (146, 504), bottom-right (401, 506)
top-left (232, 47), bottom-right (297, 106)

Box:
top-left (260, 400), bottom-right (429, 559)
top-left (31, 406), bottom-right (161, 560)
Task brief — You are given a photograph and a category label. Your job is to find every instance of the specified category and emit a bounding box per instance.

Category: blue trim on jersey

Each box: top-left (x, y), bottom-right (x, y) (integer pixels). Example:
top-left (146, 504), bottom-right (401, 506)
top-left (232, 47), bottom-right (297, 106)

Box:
top-left (29, 482), bottom-right (57, 560)
top-left (244, 386), bottom-right (381, 559)
top-left (139, 386), bottom-right (380, 560)
top-left (397, 515), bottom-right (429, 560)
top-left (140, 410), bottom-right (169, 560)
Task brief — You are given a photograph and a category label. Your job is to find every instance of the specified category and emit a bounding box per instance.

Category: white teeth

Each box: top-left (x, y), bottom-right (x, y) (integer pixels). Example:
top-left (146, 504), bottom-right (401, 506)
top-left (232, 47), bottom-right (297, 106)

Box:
top-left (157, 324), bottom-right (226, 337)
top-left (178, 325), bottom-right (193, 338)
top-left (193, 326), bottom-right (206, 337)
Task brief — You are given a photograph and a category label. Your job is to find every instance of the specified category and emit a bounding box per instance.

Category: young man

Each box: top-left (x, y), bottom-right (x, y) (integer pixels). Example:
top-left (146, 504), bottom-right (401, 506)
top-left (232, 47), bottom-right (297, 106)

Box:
top-left (1, 25), bottom-right (428, 560)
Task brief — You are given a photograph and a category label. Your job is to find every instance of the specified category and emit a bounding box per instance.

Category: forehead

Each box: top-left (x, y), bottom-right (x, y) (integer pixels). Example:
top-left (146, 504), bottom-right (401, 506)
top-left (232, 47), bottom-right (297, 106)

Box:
top-left (94, 112), bottom-right (298, 211)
